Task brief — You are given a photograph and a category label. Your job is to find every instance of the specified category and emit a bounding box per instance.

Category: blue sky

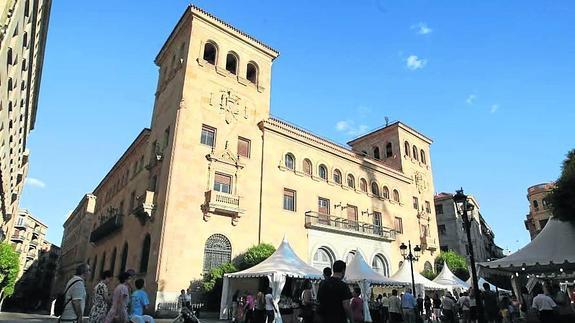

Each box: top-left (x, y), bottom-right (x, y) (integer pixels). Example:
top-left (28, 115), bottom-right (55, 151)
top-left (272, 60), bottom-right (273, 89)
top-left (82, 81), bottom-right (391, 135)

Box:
top-left (22, 1), bottom-right (574, 252)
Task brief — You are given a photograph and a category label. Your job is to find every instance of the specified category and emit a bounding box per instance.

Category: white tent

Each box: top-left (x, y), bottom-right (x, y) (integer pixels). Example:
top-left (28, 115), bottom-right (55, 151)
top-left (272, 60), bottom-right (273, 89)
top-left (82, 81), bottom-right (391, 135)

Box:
top-left (466, 276), bottom-right (510, 293)
top-left (479, 218), bottom-right (575, 275)
top-left (433, 264), bottom-right (470, 292)
top-left (345, 252), bottom-right (407, 323)
top-left (390, 261), bottom-right (447, 296)
top-left (219, 238), bottom-right (322, 321)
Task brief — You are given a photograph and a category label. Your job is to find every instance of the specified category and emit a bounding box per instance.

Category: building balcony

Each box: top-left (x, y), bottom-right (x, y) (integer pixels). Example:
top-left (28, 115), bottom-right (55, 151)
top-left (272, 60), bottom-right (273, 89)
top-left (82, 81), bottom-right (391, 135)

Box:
top-left (89, 214), bottom-right (123, 243)
top-left (203, 190), bottom-right (244, 217)
top-left (304, 212), bottom-right (396, 241)
top-left (26, 251), bottom-right (36, 259)
top-left (29, 239), bottom-right (39, 247)
top-left (11, 234), bottom-right (25, 243)
top-left (133, 190), bottom-right (155, 223)
top-left (420, 235), bottom-right (438, 251)
top-left (14, 221), bottom-right (27, 230)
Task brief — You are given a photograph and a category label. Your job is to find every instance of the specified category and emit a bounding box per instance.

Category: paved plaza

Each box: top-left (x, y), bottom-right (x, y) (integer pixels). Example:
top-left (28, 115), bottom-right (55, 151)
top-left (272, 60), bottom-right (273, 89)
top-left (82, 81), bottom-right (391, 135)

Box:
top-left (0, 312), bottom-right (227, 323)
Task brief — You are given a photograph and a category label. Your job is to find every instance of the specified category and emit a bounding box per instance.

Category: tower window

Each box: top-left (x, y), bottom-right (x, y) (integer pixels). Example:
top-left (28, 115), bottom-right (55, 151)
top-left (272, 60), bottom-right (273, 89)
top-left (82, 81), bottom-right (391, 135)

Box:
top-left (413, 145), bottom-right (419, 161)
top-left (404, 141), bottom-right (411, 157)
top-left (382, 186), bottom-right (390, 199)
top-left (373, 147), bottom-right (380, 159)
top-left (393, 189), bottom-right (400, 202)
top-left (318, 165), bottom-right (328, 180)
top-left (360, 179), bottom-right (368, 192)
top-left (385, 142), bottom-right (393, 158)
top-left (246, 62), bottom-right (258, 84)
top-left (371, 182), bottom-right (380, 197)
top-left (285, 153), bottom-right (295, 170)
top-left (347, 174), bottom-right (355, 188)
top-left (303, 159), bottom-right (312, 175)
top-left (225, 52), bottom-right (238, 74)
top-left (203, 42), bottom-right (217, 65)
top-left (420, 150), bottom-right (427, 164)
top-left (333, 169), bottom-right (342, 184)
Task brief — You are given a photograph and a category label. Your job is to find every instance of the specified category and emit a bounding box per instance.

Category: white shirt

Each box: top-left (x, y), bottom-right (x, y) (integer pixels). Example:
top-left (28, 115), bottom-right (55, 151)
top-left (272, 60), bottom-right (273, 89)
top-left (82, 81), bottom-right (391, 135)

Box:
top-left (265, 293), bottom-right (274, 311)
top-left (60, 276), bottom-right (86, 320)
top-left (532, 294), bottom-right (557, 311)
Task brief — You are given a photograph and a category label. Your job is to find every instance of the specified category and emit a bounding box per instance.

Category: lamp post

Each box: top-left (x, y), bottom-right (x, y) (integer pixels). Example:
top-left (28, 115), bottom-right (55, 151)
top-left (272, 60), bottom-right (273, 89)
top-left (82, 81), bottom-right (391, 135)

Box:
top-left (400, 240), bottom-right (421, 295)
top-left (453, 188), bottom-right (484, 323)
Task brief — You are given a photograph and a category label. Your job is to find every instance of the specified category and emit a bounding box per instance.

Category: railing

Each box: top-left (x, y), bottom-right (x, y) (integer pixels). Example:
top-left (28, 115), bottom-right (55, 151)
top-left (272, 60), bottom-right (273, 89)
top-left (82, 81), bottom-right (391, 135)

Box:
top-left (14, 221), bottom-right (27, 229)
top-left (305, 212), bottom-right (396, 241)
top-left (90, 214), bottom-right (123, 243)
top-left (420, 236), bottom-right (438, 250)
top-left (11, 234), bottom-right (25, 242)
top-left (29, 239), bottom-right (39, 247)
top-left (204, 190), bottom-right (243, 215)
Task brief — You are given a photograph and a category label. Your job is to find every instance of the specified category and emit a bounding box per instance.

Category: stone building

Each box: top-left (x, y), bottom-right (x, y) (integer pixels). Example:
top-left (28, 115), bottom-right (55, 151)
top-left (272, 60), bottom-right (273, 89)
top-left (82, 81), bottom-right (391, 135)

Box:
top-left (9, 208), bottom-right (47, 275)
top-left (58, 5), bottom-right (441, 306)
top-left (524, 182), bottom-right (554, 240)
top-left (0, 0), bottom-right (51, 237)
top-left (434, 193), bottom-right (503, 262)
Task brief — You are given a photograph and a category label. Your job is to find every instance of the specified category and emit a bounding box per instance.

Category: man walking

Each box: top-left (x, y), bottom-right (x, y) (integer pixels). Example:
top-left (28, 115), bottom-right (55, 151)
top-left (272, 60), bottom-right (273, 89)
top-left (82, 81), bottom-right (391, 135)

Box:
top-left (483, 283), bottom-right (500, 323)
top-left (59, 263), bottom-right (91, 322)
top-left (401, 288), bottom-right (417, 323)
top-left (130, 278), bottom-right (155, 323)
top-left (317, 260), bottom-right (355, 323)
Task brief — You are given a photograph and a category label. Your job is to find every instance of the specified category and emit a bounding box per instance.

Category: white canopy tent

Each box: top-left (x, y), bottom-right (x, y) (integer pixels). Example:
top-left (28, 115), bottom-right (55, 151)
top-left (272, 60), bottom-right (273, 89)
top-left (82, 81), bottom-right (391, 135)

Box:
top-left (433, 264), bottom-right (470, 292)
top-left (219, 238), bottom-right (322, 321)
top-left (345, 252), bottom-right (407, 323)
top-left (390, 261), bottom-right (447, 296)
top-left (465, 276), bottom-right (510, 293)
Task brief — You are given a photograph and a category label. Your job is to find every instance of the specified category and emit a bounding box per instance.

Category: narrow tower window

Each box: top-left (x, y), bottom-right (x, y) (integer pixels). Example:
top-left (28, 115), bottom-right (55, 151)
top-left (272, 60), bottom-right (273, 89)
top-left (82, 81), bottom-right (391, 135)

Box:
top-left (203, 42), bottom-right (217, 65)
top-left (246, 62), bottom-right (258, 84)
top-left (226, 52), bottom-right (238, 74)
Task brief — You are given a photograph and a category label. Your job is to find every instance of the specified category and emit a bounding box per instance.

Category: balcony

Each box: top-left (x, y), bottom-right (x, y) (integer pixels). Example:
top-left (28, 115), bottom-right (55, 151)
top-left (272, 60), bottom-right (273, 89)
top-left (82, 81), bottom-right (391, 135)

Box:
top-left (133, 190), bottom-right (155, 223)
top-left (14, 221), bottom-right (27, 230)
top-left (90, 214), bottom-right (123, 243)
top-left (26, 251), bottom-right (36, 259)
top-left (304, 212), bottom-right (396, 241)
top-left (11, 234), bottom-right (25, 243)
top-left (203, 190), bottom-right (245, 220)
top-left (420, 235), bottom-right (438, 251)
top-left (29, 239), bottom-right (39, 247)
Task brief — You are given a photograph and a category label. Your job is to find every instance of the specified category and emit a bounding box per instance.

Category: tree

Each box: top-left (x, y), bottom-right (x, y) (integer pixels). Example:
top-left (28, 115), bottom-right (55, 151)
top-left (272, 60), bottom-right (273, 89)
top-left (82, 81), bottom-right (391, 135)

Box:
top-left (236, 243), bottom-right (275, 271)
top-left (0, 243), bottom-right (20, 305)
top-left (434, 251), bottom-right (469, 281)
top-left (202, 262), bottom-right (237, 292)
top-left (549, 149), bottom-right (575, 222)
top-left (421, 269), bottom-right (437, 280)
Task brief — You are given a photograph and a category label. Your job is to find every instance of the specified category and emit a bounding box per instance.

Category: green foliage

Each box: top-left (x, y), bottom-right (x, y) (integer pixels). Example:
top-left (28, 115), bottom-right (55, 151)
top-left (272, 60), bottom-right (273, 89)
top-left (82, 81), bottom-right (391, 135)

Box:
top-left (236, 243), bottom-right (275, 271)
top-left (421, 269), bottom-right (437, 280)
top-left (549, 149), bottom-right (575, 222)
top-left (0, 243), bottom-right (20, 298)
top-left (434, 251), bottom-right (469, 281)
top-left (202, 262), bottom-right (237, 292)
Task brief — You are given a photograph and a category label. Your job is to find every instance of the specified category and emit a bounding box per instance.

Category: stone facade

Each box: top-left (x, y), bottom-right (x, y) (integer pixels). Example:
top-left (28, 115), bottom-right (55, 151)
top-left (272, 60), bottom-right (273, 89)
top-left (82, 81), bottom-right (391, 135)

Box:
top-left (0, 0), bottom-right (51, 236)
top-left (58, 5), bottom-right (442, 307)
top-left (434, 193), bottom-right (503, 263)
top-left (8, 209), bottom-right (47, 276)
top-left (524, 182), bottom-right (554, 240)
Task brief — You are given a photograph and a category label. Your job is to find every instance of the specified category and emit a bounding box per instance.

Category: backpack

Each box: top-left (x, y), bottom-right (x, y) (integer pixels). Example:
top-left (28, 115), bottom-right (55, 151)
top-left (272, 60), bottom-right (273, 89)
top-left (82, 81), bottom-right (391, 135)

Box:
top-left (54, 279), bottom-right (82, 317)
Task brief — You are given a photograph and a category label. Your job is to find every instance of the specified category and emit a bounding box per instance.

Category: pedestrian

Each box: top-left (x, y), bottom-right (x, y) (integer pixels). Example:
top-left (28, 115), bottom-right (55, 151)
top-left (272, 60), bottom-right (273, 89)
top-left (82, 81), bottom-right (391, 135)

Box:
top-left (104, 271), bottom-right (132, 323)
top-left (300, 279), bottom-right (314, 323)
top-left (551, 282), bottom-right (575, 323)
top-left (423, 295), bottom-right (432, 322)
top-left (236, 294), bottom-right (246, 323)
top-left (431, 293), bottom-right (441, 323)
top-left (381, 293), bottom-right (390, 323)
top-left (441, 292), bottom-right (456, 323)
top-left (416, 294), bottom-right (423, 318)
top-left (59, 263), bottom-right (91, 323)
top-left (499, 296), bottom-right (511, 323)
top-left (264, 287), bottom-right (278, 323)
top-left (351, 286), bottom-right (364, 323)
top-left (178, 290), bottom-right (187, 309)
top-left (244, 291), bottom-right (255, 323)
top-left (254, 290), bottom-right (266, 323)
top-left (129, 278), bottom-right (155, 323)
top-left (532, 284), bottom-right (557, 323)
top-left (89, 270), bottom-right (113, 323)
top-left (468, 288), bottom-right (478, 323)
top-left (400, 288), bottom-right (416, 323)
top-left (232, 290), bottom-right (240, 322)
top-left (482, 283), bottom-right (500, 323)
top-left (456, 291), bottom-right (471, 323)
top-left (317, 260), bottom-right (355, 323)
top-left (388, 289), bottom-right (402, 323)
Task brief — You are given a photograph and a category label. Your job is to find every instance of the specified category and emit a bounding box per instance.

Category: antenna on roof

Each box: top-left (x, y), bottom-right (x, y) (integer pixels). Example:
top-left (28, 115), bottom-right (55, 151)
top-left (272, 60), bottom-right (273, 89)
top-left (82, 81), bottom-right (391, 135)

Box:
top-left (385, 116), bottom-right (389, 127)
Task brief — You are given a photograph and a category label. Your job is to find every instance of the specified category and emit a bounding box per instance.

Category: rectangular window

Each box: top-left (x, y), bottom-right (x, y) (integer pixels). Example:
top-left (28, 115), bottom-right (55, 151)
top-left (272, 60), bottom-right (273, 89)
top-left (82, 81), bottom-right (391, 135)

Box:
top-left (214, 173), bottom-right (232, 194)
top-left (373, 211), bottom-right (382, 229)
top-left (201, 125), bottom-right (216, 147)
top-left (119, 200), bottom-right (124, 215)
top-left (318, 198), bottom-right (330, 214)
top-left (394, 217), bottom-right (403, 234)
top-left (438, 224), bottom-right (446, 235)
top-left (435, 204), bottom-right (443, 215)
top-left (163, 127), bottom-right (170, 149)
top-left (129, 191), bottom-right (136, 212)
top-left (283, 189), bottom-right (296, 211)
top-left (347, 205), bottom-right (358, 222)
top-left (425, 201), bottom-right (431, 214)
top-left (413, 197), bottom-right (419, 210)
top-left (237, 137), bottom-right (251, 158)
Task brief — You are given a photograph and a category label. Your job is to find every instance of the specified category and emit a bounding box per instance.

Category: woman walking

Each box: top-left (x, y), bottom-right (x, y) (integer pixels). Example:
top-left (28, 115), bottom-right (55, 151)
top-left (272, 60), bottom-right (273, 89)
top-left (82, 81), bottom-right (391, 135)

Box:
top-left (350, 287), bottom-right (364, 323)
top-left (300, 279), bottom-right (314, 323)
top-left (89, 270), bottom-right (113, 323)
top-left (104, 271), bottom-right (133, 323)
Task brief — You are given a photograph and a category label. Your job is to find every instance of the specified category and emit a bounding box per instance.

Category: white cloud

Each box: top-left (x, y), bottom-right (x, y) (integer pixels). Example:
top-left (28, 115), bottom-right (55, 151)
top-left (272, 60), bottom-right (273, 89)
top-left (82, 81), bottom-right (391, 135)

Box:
top-left (406, 55), bottom-right (427, 70)
top-left (335, 120), bottom-right (370, 136)
top-left (490, 104), bottom-right (499, 114)
top-left (411, 22), bottom-right (433, 35)
top-left (25, 177), bottom-right (46, 188)
top-left (466, 94), bottom-right (477, 105)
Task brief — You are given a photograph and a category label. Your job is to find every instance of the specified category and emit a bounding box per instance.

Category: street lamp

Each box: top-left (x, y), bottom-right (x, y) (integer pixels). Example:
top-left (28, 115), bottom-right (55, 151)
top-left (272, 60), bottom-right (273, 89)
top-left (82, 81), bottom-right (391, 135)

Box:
top-left (400, 241), bottom-right (421, 294)
top-left (453, 188), bottom-right (484, 323)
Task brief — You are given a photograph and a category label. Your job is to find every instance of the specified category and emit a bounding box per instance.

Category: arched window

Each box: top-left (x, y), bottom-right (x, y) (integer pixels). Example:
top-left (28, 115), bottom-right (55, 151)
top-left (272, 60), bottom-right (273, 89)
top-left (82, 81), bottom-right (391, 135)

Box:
top-left (203, 234), bottom-right (232, 273)
top-left (420, 150), bottom-right (426, 164)
top-left (303, 159), bottom-right (312, 175)
top-left (347, 174), bottom-right (355, 188)
top-left (382, 186), bottom-right (390, 199)
top-left (285, 153), bottom-right (295, 170)
top-left (373, 147), bottom-right (381, 159)
top-left (372, 254), bottom-right (390, 277)
top-left (225, 52), bottom-right (238, 74)
top-left (360, 179), bottom-right (368, 192)
top-left (120, 242), bottom-right (128, 273)
top-left (312, 247), bottom-right (334, 271)
top-left (203, 42), bottom-right (217, 64)
top-left (333, 169), bottom-right (342, 184)
top-left (386, 142), bottom-right (393, 158)
top-left (393, 189), bottom-right (400, 202)
top-left (424, 261), bottom-right (433, 272)
top-left (413, 145), bottom-right (419, 161)
top-left (404, 141), bottom-right (411, 157)
top-left (345, 250), bottom-right (356, 264)
top-left (99, 252), bottom-right (106, 279)
top-left (318, 165), bottom-right (328, 180)
top-left (371, 182), bottom-right (380, 196)
top-left (533, 200), bottom-right (539, 209)
top-left (140, 234), bottom-right (151, 273)
top-left (109, 248), bottom-right (117, 274)
top-left (246, 62), bottom-right (258, 84)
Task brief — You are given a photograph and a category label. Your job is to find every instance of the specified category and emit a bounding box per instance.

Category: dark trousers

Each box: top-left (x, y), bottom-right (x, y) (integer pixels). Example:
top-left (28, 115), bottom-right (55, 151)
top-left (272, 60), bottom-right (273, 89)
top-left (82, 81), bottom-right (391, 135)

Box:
top-left (382, 307), bottom-right (389, 323)
top-left (244, 309), bottom-right (254, 323)
top-left (539, 310), bottom-right (555, 323)
top-left (254, 309), bottom-right (266, 323)
top-left (266, 310), bottom-right (275, 323)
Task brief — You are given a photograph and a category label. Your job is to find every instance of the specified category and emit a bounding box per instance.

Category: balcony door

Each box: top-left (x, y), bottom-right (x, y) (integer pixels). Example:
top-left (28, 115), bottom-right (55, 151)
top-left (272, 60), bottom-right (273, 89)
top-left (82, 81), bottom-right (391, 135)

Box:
top-left (347, 205), bottom-right (358, 230)
top-left (318, 198), bottom-right (330, 225)
top-left (373, 211), bottom-right (382, 235)
top-left (213, 173), bottom-right (232, 194)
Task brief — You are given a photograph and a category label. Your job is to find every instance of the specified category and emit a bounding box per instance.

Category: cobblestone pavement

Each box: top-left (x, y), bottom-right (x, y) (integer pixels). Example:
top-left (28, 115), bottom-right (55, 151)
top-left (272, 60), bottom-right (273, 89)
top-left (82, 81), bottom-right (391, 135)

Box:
top-left (0, 312), bottom-right (228, 323)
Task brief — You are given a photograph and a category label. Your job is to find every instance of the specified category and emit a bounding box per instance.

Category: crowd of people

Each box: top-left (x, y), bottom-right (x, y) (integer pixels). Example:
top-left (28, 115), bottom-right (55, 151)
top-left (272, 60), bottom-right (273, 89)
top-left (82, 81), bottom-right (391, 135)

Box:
top-left (58, 263), bottom-right (155, 323)
top-left (227, 287), bottom-right (277, 323)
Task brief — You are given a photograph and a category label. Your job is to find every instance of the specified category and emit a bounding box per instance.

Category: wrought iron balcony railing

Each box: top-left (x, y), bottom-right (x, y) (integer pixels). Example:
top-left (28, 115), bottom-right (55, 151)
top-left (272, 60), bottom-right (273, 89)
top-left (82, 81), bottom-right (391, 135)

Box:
top-left (90, 214), bottom-right (123, 243)
top-left (305, 212), bottom-right (396, 241)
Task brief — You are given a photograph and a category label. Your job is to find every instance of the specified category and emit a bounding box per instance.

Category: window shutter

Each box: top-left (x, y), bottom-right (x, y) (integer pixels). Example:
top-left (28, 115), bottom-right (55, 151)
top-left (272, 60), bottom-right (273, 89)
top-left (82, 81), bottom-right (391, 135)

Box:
top-left (237, 137), bottom-right (250, 157)
top-left (347, 205), bottom-right (357, 221)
